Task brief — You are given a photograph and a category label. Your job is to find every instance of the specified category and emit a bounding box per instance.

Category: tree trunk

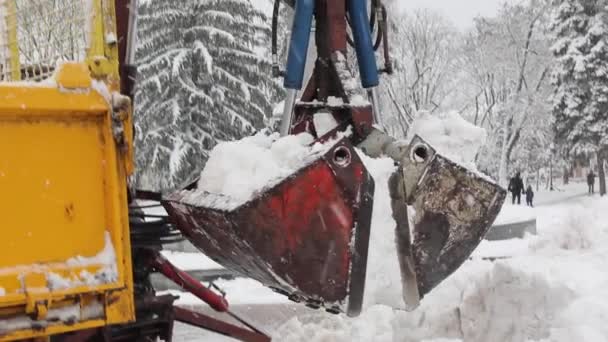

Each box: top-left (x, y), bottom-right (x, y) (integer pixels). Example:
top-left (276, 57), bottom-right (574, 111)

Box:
top-left (536, 169), bottom-right (540, 191)
top-left (498, 150), bottom-right (509, 187)
top-left (563, 166), bottom-right (569, 185)
top-left (498, 129), bottom-right (510, 187)
top-left (598, 150), bottom-right (606, 196)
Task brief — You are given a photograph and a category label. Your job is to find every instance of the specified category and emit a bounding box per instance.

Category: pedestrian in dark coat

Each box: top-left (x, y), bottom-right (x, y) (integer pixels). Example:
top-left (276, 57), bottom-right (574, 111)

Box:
top-left (525, 185), bottom-right (534, 207)
top-left (587, 170), bottom-right (596, 194)
top-left (508, 172), bottom-right (524, 204)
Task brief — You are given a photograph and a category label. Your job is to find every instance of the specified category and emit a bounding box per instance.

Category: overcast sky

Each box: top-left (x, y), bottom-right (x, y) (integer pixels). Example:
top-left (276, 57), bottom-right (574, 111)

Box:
top-left (398, 0), bottom-right (513, 30)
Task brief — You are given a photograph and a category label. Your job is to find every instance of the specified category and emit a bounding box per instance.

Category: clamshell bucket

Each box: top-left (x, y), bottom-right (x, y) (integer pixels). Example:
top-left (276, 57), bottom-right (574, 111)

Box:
top-left (391, 136), bottom-right (507, 309)
top-left (163, 138), bottom-right (374, 316)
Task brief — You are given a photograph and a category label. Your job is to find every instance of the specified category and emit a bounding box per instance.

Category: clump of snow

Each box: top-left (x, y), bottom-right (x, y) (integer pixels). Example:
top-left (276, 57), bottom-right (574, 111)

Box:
top-left (66, 232), bottom-right (117, 267)
top-left (181, 131), bottom-right (338, 210)
top-left (327, 96), bottom-right (344, 106)
top-left (0, 232), bottom-right (118, 293)
top-left (349, 94), bottom-right (370, 106)
top-left (91, 79), bottom-right (112, 104)
top-left (408, 110), bottom-right (486, 168)
top-left (493, 203), bottom-right (537, 226)
top-left (0, 287), bottom-right (5, 296)
top-left (0, 301), bottom-right (104, 335)
top-left (313, 112), bottom-right (338, 136)
top-left (4, 78), bottom-right (57, 89)
top-left (105, 32), bottom-right (117, 44)
top-left (46, 232), bottom-right (118, 290)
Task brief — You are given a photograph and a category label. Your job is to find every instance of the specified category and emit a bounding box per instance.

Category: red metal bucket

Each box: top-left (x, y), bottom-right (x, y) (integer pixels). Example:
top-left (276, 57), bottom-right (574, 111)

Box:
top-left (163, 138), bottom-right (374, 316)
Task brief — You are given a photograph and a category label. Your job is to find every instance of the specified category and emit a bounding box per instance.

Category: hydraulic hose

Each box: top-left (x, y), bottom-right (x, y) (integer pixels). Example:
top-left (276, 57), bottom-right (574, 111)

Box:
top-left (272, 0), bottom-right (281, 77)
top-left (281, 0), bottom-right (315, 136)
top-left (283, 0), bottom-right (314, 90)
top-left (347, 0), bottom-right (380, 88)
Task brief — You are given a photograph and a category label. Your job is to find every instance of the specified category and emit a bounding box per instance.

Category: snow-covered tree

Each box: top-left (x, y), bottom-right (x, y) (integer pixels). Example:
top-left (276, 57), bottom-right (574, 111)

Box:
top-left (550, 0), bottom-right (608, 194)
top-left (463, 1), bottom-right (553, 186)
top-left (0, 0), bottom-right (89, 80)
top-left (379, 7), bottom-right (461, 138)
top-left (135, 0), bottom-right (283, 191)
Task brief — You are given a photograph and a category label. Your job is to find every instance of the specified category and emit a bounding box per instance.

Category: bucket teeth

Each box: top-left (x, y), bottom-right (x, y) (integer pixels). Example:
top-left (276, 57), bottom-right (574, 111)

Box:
top-left (392, 136), bottom-right (506, 307)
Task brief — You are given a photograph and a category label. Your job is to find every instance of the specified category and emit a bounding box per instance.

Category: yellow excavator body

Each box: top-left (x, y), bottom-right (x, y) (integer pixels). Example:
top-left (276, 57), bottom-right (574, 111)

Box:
top-left (0, 0), bottom-right (135, 339)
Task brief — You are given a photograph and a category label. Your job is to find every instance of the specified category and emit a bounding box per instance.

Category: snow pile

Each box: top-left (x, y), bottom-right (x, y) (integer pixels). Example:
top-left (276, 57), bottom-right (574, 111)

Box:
top-left (532, 197), bottom-right (608, 253)
top-left (274, 256), bottom-right (583, 342)
top-left (493, 203), bottom-right (537, 225)
top-left (274, 194), bottom-right (608, 342)
top-left (181, 131), bottom-right (339, 210)
top-left (408, 111), bottom-right (486, 168)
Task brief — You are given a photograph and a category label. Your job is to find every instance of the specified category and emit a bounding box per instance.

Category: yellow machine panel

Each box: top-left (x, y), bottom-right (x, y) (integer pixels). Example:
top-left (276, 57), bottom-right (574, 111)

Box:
top-left (0, 63), bottom-right (135, 341)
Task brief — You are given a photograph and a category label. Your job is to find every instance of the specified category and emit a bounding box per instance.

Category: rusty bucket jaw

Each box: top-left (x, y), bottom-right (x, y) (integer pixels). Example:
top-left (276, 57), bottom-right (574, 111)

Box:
top-left (391, 135), bottom-right (507, 310)
top-left (162, 138), bottom-right (374, 317)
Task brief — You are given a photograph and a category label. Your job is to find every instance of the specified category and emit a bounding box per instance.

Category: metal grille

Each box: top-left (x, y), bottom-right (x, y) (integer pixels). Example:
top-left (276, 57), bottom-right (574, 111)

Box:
top-left (0, 0), bottom-right (92, 82)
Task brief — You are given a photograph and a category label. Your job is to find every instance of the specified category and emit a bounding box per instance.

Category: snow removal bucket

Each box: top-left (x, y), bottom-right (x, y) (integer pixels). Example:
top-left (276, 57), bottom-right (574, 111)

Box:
top-left (163, 137), bottom-right (374, 316)
top-left (391, 135), bottom-right (507, 309)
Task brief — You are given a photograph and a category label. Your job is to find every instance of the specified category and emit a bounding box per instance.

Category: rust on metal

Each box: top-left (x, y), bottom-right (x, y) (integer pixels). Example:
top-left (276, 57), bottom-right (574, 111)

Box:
top-left (163, 139), bottom-right (374, 316)
top-left (395, 136), bottom-right (507, 302)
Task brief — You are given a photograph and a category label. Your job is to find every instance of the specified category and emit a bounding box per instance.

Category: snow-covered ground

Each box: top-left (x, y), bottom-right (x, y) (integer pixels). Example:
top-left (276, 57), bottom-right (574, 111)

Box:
top-left (271, 181), bottom-right (608, 342)
top-left (173, 181), bottom-right (608, 342)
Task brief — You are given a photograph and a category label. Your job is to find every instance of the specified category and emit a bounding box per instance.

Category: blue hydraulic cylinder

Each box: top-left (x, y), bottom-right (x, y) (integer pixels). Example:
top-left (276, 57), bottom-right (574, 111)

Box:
top-left (347, 0), bottom-right (379, 89)
top-left (284, 0), bottom-right (315, 90)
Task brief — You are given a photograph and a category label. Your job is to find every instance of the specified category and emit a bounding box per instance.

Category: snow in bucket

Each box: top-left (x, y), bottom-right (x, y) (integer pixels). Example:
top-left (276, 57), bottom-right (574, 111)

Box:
top-left (180, 130), bottom-right (349, 210)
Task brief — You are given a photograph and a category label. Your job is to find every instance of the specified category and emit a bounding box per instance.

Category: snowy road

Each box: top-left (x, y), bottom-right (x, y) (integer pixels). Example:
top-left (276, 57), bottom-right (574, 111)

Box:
top-left (173, 181), bottom-right (608, 341)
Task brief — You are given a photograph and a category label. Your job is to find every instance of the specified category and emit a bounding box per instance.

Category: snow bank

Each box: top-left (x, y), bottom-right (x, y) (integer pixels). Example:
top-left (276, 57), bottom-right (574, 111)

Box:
top-left (275, 256), bottom-right (579, 342)
top-left (493, 203), bottom-right (537, 225)
top-left (408, 110), bottom-right (486, 168)
top-left (532, 196), bottom-right (608, 253)
top-left (181, 131), bottom-right (340, 210)
top-left (274, 194), bottom-right (608, 342)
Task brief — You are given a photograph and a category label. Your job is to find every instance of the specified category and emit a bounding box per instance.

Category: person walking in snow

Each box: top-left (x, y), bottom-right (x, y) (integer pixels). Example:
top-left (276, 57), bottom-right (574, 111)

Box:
top-left (508, 172), bottom-right (524, 205)
top-left (525, 185), bottom-right (534, 207)
top-left (587, 170), bottom-right (596, 194)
